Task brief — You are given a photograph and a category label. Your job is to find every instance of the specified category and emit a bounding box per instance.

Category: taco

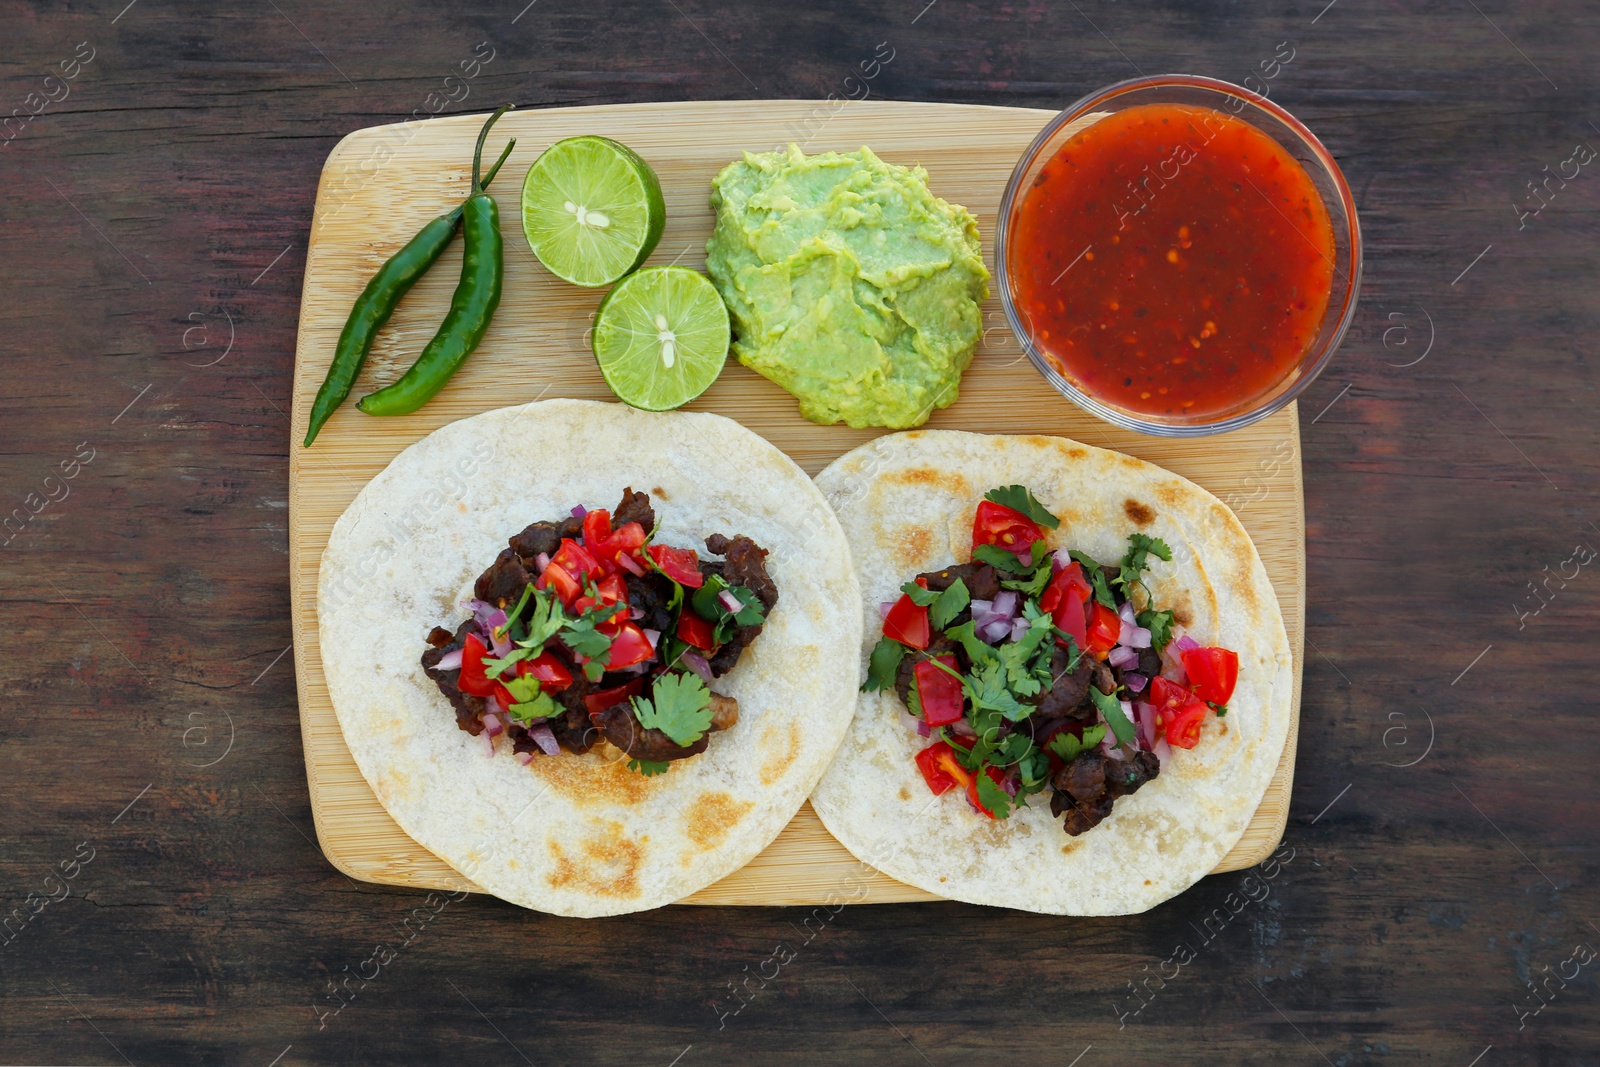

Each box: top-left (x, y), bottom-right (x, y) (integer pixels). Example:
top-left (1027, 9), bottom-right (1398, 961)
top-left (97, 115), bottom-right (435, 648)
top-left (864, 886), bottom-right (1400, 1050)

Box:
top-left (810, 430), bottom-right (1292, 914)
top-left (318, 399), bottom-right (861, 916)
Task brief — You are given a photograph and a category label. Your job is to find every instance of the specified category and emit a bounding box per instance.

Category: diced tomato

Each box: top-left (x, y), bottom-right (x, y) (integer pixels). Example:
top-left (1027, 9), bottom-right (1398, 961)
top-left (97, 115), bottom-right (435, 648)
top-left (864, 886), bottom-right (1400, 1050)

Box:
top-left (581, 508), bottom-right (612, 553)
top-left (677, 609), bottom-right (717, 651)
top-left (913, 655), bottom-right (965, 726)
top-left (1150, 676), bottom-right (1210, 749)
top-left (596, 521), bottom-right (647, 566)
top-left (572, 572), bottom-right (628, 615)
top-left (913, 740), bottom-right (973, 797)
top-left (966, 765), bottom-right (1006, 819)
top-left (456, 633), bottom-right (497, 697)
top-left (1041, 562), bottom-right (1092, 652)
top-left (584, 677), bottom-right (644, 717)
top-left (551, 538), bottom-right (601, 583)
top-left (1039, 561), bottom-right (1091, 613)
top-left (535, 560), bottom-right (581, 606)
top-left (602, 620), bottom-right (655, 671)
top-left (1087, 601), bottom-right (1122, 656)
top-left (517, 651), bottom-right (573, 693)
top-left (971, 499), bottom-right (1045, 556)
top-left (647, 543), bottom-right (705, 588)
top-left (1181, 646), bottom-right (1239, 706)
top-left (883, 579), bottom-right (931, 650)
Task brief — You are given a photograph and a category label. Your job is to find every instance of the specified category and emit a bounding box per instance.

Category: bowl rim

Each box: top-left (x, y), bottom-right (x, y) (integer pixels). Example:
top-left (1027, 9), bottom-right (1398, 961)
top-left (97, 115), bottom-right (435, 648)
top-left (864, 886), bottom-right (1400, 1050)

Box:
top-left (995, 73), bottom-right (1364, 437)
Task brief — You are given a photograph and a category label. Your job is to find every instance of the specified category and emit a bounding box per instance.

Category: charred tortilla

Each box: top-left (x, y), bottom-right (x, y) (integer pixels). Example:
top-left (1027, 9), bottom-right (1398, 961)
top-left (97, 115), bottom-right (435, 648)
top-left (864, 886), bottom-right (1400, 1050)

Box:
top-left (810, 430), bottom-right (1292, 915)
top-left (318, 399), bottom-right (861, 916)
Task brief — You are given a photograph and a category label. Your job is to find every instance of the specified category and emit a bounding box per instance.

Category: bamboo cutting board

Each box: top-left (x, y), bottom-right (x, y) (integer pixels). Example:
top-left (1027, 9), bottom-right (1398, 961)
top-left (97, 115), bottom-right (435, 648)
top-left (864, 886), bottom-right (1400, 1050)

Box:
top-left (289, 100), bottom-right (1304, 907)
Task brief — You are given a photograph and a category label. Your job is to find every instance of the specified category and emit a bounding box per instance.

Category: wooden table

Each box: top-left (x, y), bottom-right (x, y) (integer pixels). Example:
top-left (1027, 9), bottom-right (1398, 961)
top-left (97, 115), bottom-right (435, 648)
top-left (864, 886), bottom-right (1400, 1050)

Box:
top-left (1, 3), bottom-right (1595, 1064)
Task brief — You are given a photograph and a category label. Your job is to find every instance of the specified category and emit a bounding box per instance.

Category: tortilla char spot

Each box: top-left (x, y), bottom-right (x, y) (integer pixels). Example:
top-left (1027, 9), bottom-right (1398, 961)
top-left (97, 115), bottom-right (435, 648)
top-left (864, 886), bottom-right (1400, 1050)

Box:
top-left (547, 831), bottom-right (642, 898)
top-left (886, 466), bottom-right (970, 495)
top-left (529, 749), bottom-right (651, 805)
top-left (897, 786), bottom-right (911, 801)
top-left (1172, 600), bottom-right (1194, 628)
top-left (1124, 499), bottom-right (1155, 527)
top-left (1021, 435), bottom-right (1052, 448)
top-left (1155, 482), bottom-right (1185, 508)
top-left (1055, 442), bottom-right (1088, 461)
top-left (759, 720), bottom-right (802, 785)
top-left (455, 501), bottom-right (468, 513)
top-left (896, 526), bottom-right (933, 569)
top-left (651, 485), bottom-right (669, 499)
top-left (686, 791), bottom-right (755, 850)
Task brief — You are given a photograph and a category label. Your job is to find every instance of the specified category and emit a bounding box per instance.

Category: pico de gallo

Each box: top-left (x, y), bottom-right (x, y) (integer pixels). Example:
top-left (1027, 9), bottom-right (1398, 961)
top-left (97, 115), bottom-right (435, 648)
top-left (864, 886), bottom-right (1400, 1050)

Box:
top-left (421, 489), bottom-right (777, 776)
top-left (863, 485), bottom-right (1240, 836)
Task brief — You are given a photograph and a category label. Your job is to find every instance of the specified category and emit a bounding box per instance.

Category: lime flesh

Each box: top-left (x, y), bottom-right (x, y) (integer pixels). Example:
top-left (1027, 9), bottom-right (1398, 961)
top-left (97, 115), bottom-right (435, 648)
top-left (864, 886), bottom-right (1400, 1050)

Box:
top-left (592, 267), bottom-right (730, 410)
top-left (521, 136), bottom-right (665, 287)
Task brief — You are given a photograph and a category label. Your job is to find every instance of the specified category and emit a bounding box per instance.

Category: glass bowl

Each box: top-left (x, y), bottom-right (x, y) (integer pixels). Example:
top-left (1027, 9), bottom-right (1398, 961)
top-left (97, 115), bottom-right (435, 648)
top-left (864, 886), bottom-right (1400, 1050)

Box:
top-left (995, 74), bottom-right (1362, 436)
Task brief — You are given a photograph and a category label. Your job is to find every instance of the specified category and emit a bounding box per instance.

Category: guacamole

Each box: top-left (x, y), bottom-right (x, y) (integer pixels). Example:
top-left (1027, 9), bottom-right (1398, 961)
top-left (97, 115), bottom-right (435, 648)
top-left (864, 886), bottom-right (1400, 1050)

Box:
top-left (705, 145), bottom-right (990, 429)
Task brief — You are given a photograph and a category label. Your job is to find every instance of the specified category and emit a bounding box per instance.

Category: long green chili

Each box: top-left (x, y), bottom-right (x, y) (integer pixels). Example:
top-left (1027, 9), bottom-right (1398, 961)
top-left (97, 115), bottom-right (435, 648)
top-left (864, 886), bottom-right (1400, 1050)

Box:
top-left (302, 104), bottom-right (515, 445)
top-left (356, 104), bottom-right (512, 419)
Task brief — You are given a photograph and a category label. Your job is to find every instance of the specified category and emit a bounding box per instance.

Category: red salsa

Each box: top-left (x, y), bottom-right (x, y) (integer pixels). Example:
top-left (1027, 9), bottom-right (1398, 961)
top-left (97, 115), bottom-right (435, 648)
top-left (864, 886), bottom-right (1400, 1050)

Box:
top-left (1010, 103), bottom-right (1335, 418)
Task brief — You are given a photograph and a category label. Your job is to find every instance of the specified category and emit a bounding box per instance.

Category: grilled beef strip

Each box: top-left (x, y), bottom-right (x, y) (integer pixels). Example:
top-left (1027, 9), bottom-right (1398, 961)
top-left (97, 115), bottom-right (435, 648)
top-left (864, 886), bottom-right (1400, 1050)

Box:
top-left (702, 533), bottom-right (778, 676)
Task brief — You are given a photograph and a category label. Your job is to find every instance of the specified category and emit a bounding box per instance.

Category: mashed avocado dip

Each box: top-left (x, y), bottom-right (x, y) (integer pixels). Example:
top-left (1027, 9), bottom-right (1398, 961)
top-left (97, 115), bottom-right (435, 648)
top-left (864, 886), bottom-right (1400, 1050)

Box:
top-left (705, 145), bottom-right (989, 429)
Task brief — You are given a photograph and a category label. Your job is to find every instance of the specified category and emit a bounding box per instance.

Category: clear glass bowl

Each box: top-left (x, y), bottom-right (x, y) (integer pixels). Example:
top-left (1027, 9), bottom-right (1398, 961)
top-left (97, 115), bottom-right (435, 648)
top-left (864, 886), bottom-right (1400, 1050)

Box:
top-left (996, 74), bottom-right (1362, 436)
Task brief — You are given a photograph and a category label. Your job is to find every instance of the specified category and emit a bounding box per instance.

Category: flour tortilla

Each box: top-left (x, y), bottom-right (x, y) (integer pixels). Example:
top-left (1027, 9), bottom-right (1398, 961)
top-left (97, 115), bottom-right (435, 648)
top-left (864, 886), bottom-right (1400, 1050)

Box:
top-left (318, 399), bottom-right (861, 916)
top-left (810, 430), bottom-right (1292, 914)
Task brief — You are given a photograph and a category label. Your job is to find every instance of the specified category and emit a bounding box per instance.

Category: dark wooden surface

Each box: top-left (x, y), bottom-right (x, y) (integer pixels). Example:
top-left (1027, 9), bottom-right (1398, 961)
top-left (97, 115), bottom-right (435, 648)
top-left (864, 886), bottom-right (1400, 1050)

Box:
top-left (2, 1), bottom-right (1596, 1064)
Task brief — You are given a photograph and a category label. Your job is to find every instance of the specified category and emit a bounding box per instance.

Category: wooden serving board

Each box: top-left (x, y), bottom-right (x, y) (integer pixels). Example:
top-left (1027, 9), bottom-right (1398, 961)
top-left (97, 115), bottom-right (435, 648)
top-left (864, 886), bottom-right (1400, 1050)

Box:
top-left (289, 100), bottom-right (1304, 907)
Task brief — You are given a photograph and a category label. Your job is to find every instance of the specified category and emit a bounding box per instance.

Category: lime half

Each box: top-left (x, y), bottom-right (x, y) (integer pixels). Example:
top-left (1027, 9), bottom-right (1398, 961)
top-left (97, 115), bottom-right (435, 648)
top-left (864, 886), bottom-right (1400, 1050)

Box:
top-left (520, 135), bottom-right (666, 287)
top-left (592, 267), bottom-right (730, 410)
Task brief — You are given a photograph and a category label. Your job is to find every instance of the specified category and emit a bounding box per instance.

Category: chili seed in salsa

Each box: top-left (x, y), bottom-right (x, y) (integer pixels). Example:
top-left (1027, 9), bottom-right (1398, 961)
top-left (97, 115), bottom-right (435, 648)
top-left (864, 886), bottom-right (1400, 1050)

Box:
top-left (1009, 103), bottom-right (1336, 418)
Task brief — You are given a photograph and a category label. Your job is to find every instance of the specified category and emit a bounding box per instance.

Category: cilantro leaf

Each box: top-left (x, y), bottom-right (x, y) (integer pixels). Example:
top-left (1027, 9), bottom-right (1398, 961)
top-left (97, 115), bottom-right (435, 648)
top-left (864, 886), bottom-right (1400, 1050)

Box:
top-left (692, 574), bottom-right (766, 644)
top-left (975, 771), bottom-right (1014, 819)
top-left (1115, 533), bottom-right (1172, 591)
top-left (1052, 631), bottom-right (1083, 675)
top-left (1047, 724), bottom-right (1107, 762)
top-left (995, 605), bottom-right (1054, 698)
top-left (1089, 686), bottom-right (1137, 746)
top-left (1137, 608), bottom-right (1176, 653)
top-left (583, 660), bottom-right (604, 683)
top-left (973, 540), bottom-right (1049, 575)
top-left (483, 646), bottom-right (538, 680)
top-left (965, 660), bottom-right (1035, 721)
top-left (561, 601), bottom-right (625, 662)
top-left (1070, 551), bottom-right (1117, 609)
top-left (929, 579), bottom-right (970, 630)
top-left (516, 586), bottom-right (568, 652)
top-left (630, 671), bottom-right (714, 747)
top-left (1001, 557), bottom-right (1054, 596)
top-left (628, 759), bottom-right (670, 777)
top-left (942, 620), bottom-right (997, 667)
top-left (863, 635), bottom-right (906, 692)
top-left (899, 581), bottom-right (940, 607)
top-left (984, 485), bottom-right (1061, 529)
top-left (501, 584), bottom-right (536, 633)
top-left (506, 689), bottom-right (559, 726)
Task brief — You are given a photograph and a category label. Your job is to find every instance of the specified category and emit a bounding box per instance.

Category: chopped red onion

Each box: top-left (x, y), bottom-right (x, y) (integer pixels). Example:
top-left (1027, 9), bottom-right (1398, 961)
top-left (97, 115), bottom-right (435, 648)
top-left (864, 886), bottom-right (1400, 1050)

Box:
top-left (1101, 729), bottom-right (1125, 760)
top-left (1054, 548), bottom-right (1074, 573)
top-left (948, 719), bottom-right (977, 739)
top-left (434, 648), bottom-right (463, 671)
top-left (718, 589), bottom-right (742, 614)
top-left (1008, 616), bottom-right (1031, 642)
top-left (615, 552), bottom-right (646, 576)
top-left (1000, 772), bottom-right (1020, 797)
top-left (571, 504), bottom-right (587, 519)
top-left (529, 723), bottom-right (560, 756)
top-left (615, 661), bottom-right (651, 676)
top-left (467, 599), bottom-right (499, 632)
top-left (1119, 601), bottom-right (1138, 626)
top-left (682, 651), bottom-right (713, 683)
top-left (970, 598), bottom-right (993, 618)
top-left (1116, 601), bottom-right (1152, 648)
top-left (878, 600), bottom-right (895, 619)
top-left (1133, 701), bottom-right (1157, 748)
top-left (1108, 644), bottom-right (1140, 669)
top-left (630, 605), bottom-right (646, 621)
top-left (477, 732), bottom-right (495, 758)
top-left (482, 712), bottom-right (505, 738)
top-left (1123, 672), bottom-right (1148, 695)
top-left (978, 618), bottom-right (1013, 643)
top-left (917, 719), bottom-right (930, 738)
top-left (485, 695), bottom-right (506, 718)
top-left (1173, 634), bottom-right (1200, 654)
top-left (643, 628), bottom-right (661, 650)
top-left (489, 629), bottom-right (513, 658)
top-left (1154, 737), bottom-right (1173, 771)
top-left (992, 590), bottom-right (1019, 618)
top-left (515, 749), bottom-right (536, 766)
top-left (535, 551), bottom-right (551, 573)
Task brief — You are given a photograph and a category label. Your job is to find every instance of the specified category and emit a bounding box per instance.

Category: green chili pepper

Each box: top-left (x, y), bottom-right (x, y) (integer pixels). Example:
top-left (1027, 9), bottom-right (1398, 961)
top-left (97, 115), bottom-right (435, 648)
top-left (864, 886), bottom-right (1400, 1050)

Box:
top-left (356, 105), bottom-right (514, 420)
top-left (302, 105), bottom-right (516, 446)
